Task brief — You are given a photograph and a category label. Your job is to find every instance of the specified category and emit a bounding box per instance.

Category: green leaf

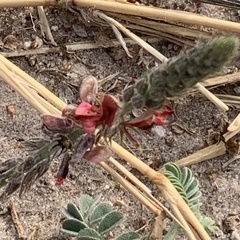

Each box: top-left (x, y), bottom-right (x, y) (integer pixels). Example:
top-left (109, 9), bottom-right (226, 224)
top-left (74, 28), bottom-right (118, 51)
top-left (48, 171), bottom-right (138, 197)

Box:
top-left (61, 228), bottom-right (79, 236)
top-left (67, 203), bottom-right (84, 221)
top-left (62, 219), bottom-right (88, 233)
top-left (77, 228), bottom-right (101, 240)
top-left (62, 208), bottom-right (76, 220)
top-left (164, 163), bottom-right (201, 208)
top-left (164, 162), bottom-right (218, 237)
top-left (200, 216), bottom-right (219, 233)
top-left (164, 163), bottom-right (181, 179)
top-left (116, 232), bottom-right (140, 240)
top-left (79, 194), bottom-right (94, 216)
top-left (87, 195), bottom-right (102, 217)
top-left (98, 211), bottom-right (124, 235)
top-left (90, 203), bottom-right (113, 225)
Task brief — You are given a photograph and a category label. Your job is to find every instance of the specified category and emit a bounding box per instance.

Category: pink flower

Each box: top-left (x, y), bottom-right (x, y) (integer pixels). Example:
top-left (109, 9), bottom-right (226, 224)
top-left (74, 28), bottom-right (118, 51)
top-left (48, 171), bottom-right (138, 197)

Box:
top-left (125, 105), bottom-right (173, 129)
top-left (101, 95), bottom-right (120, 127)
top-left (75, 102), bottom-right (102, 133)
top-left (74, 95), bottom-right (120, 133)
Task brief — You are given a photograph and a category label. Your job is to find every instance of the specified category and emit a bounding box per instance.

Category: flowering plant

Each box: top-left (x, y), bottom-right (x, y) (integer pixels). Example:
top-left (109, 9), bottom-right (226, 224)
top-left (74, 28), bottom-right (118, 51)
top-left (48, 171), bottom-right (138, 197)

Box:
top-left (0, 36), bottom-right (238, 198)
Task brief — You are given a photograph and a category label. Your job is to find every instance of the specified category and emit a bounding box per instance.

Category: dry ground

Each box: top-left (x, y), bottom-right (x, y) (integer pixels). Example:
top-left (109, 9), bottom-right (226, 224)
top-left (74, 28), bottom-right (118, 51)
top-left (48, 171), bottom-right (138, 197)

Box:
top-left (0, 2), bottom-right (240, 240)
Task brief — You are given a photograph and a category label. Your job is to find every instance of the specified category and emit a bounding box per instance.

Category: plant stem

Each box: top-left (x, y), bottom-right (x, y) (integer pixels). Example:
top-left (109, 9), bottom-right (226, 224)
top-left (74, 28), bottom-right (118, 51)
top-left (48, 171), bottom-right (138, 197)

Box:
top-left (163, 221), bottom-right (181, 240)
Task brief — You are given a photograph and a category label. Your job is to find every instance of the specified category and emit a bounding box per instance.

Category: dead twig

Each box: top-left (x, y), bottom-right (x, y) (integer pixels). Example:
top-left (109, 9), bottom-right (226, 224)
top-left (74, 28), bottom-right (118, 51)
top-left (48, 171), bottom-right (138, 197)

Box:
top-left (108, 12), bottom-right (212, 41)
top-left (37, 6), bottom-right (57, 46)
top-left (188, 72), bottom-right (240, 92)
top-left (0, 37), bottom-right (160, 58)
top-left (228, 113), bottom-right (240, 132)
top-left (195, 83), bottom-right (229, 111)
top-left (216, 94), bottom-right (240, 109)
top-left (149, 213), bottom-right (165, 239)
top-left (222, 154), bottom-right (240, 168)
top-left (160, 141), bottom-right (226, 169)
top-left (9, 198), bottom-right (26, 239)
top-left (96, 11), bottom-right (168, 63)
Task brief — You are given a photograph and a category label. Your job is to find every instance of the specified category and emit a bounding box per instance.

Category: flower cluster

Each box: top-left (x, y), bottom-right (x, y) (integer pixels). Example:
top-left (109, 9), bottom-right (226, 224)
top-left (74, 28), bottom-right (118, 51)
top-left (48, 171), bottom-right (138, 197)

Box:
top-left (123, 36), bottom-right (239, 114)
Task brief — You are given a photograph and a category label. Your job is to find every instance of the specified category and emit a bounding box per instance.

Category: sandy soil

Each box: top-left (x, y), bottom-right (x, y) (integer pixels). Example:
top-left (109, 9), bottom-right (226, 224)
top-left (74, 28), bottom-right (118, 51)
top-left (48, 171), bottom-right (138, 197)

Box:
top-left (0, 2), bottom-right (240, 240)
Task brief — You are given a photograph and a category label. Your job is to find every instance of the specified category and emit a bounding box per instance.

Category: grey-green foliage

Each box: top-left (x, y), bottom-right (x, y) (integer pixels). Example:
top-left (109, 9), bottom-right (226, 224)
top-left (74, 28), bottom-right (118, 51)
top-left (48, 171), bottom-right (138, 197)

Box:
top-left (123, 36), bottom-right (239, 113)
top-left (163, 163), bottom-right (219, 239)
top-left (61, 194), bottom-right (141, 240)
top-left (0, 128), bottom-right (87, 199)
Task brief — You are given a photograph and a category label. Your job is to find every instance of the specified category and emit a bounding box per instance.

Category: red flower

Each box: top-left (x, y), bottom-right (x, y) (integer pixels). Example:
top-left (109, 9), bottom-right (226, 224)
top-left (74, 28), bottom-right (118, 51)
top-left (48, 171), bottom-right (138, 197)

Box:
top-left (74, 95), bottom-right (120, 133)
top-left (102, 95), bottom-right (121, 127)
top-left (75, 102), bottom-right (102, 133)
top-left (125, 105), bottom-right (173, 129)
top-left (56, 177), bottom-right (65, 185)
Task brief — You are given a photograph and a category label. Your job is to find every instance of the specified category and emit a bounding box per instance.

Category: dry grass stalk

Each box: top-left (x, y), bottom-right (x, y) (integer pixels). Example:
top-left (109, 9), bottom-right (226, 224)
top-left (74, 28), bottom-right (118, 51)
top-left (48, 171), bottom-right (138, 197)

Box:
top-left (224, 127), bottom-right (240, 141)
top-left (0, 54), bottom-right (212, 239)
top-left (0, 37), bottom-right (159, 58)
top-left (1, 0), bottom-right (240, 35)
top-left (165, 141), bottom-right (227, 169)
top-left (95, 11), bottom-right (168, 63)
top-left (216, 94), bottom-right (240, 109)
top-left (228, 113), bottom-right (240, 131)
top-left (188, 72), bottom-right (240, 91)
top-left (108, 12), bottom-right (212, 42)
top-left (99, 161), bottom-right (186, 230)
top-left (9, 198), bottom-right (26, 239)
top-left (108, 157), bottom-right (152, 194)
top-left (0, 54), bottom-right (66, 113)
top-left (195, 83), bottom-right (229, 111)
top-left (37, 6), bottom-right (57, 46)
top-left (200, 0), bottom-right (240, 9)
top-left (110, 141), bottom-right (209, 240)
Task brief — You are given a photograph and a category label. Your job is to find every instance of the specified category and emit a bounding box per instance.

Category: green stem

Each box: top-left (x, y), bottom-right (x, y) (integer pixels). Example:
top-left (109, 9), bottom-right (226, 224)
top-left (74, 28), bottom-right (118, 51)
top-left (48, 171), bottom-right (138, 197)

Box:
top-left (163, 221), bottom-right (181, 240)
